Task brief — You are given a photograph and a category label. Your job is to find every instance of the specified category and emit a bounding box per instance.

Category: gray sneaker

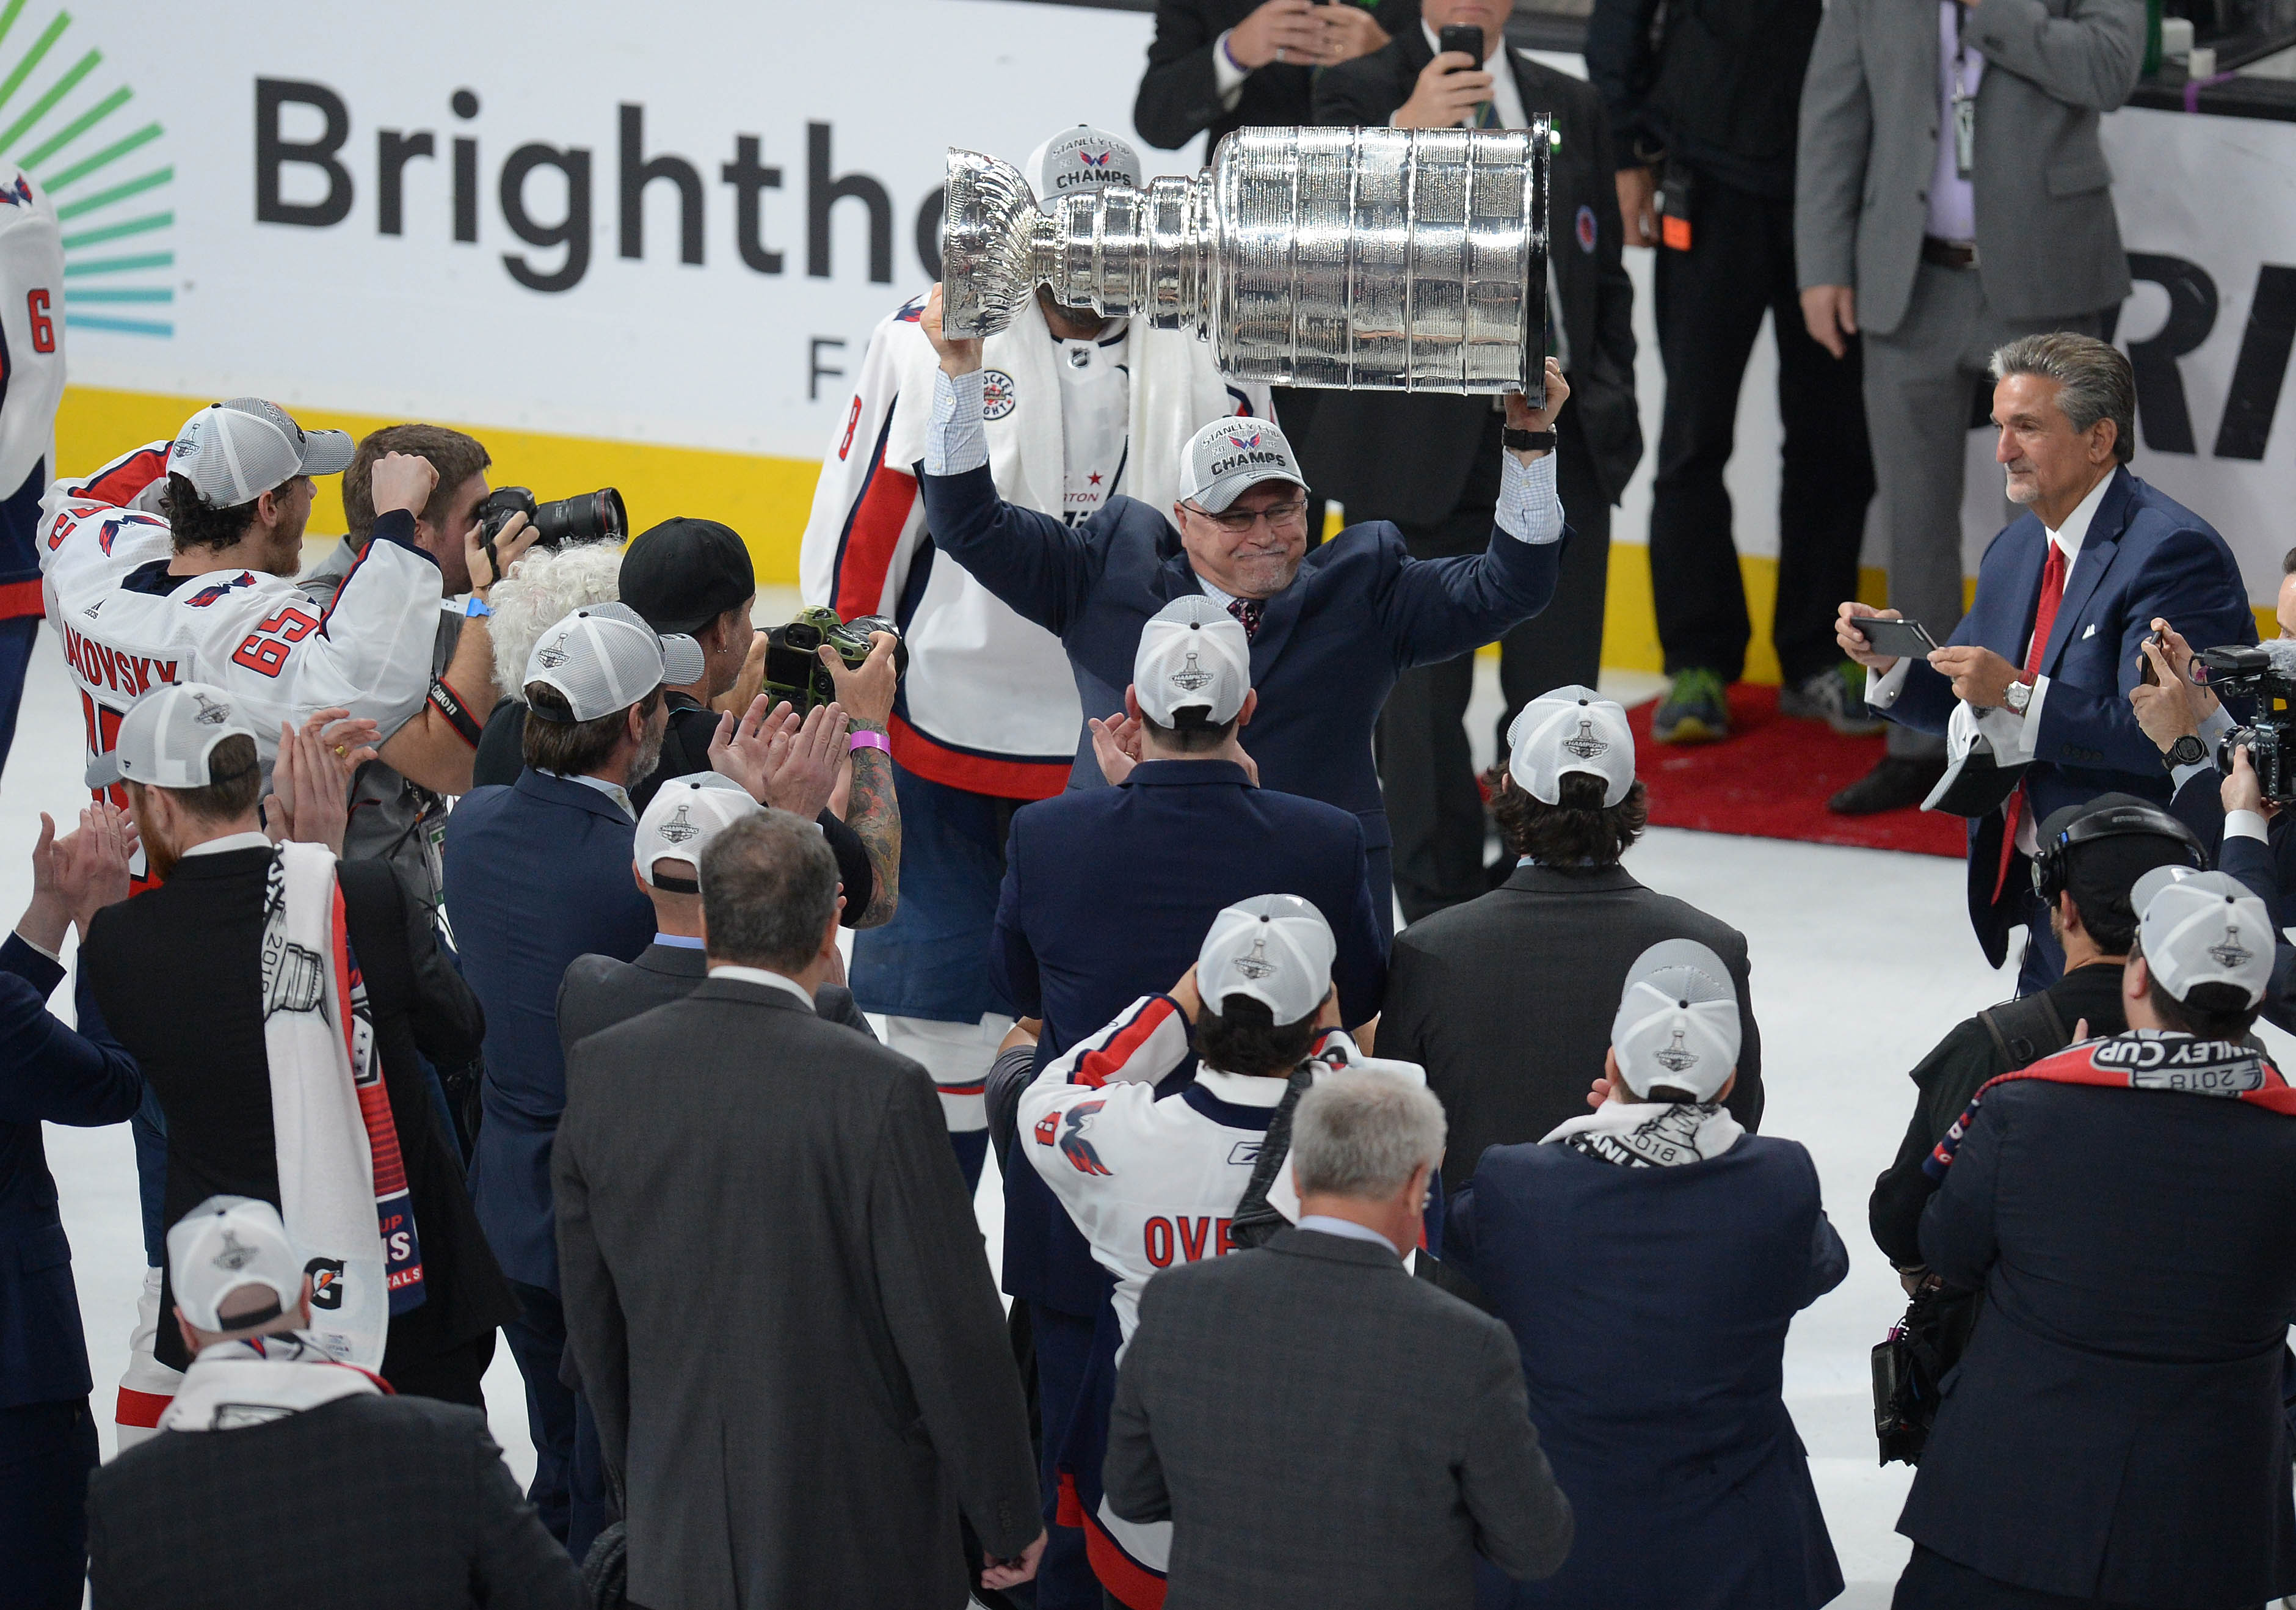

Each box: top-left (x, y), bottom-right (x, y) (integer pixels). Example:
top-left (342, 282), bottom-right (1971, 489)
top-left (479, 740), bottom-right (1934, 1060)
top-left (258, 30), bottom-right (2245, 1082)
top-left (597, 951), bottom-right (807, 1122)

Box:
top-left (1779, 663), bottom-right (1886, 737)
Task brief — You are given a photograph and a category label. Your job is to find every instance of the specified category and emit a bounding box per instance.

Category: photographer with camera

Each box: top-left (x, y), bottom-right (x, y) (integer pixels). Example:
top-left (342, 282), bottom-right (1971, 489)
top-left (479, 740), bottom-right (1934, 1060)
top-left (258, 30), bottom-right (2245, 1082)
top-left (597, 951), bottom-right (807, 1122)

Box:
top-left (2133, 567), bottom-right (2296, 858)
top-left (617, 516), bottom-right (899, 930)
top-left (1837, 334), bottom-right (2254, 990)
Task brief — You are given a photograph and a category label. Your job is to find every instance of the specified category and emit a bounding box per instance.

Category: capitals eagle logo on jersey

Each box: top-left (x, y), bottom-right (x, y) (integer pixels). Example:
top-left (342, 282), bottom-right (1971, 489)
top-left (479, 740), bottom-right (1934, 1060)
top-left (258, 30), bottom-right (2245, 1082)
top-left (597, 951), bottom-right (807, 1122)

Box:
top-left (1050, 1101), bottom-right (1114, 1176)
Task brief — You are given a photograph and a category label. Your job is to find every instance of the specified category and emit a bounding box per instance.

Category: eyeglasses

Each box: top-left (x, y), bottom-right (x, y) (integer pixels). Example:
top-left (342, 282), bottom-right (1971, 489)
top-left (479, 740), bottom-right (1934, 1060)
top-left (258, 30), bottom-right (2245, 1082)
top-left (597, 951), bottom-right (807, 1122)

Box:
top-left (1186, 498), bottom-right (1310, 536)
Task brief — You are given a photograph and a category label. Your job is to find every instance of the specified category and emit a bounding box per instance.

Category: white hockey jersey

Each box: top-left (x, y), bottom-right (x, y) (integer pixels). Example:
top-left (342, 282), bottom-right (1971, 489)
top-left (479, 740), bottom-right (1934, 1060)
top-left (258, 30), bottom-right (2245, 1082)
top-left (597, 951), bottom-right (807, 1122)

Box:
top-left (42, 440), bottom-right (444, 859)
top-left (1017, 993), bottom-right (1288, 1350)
top-left (799, 291), bottom-right (1265, 800)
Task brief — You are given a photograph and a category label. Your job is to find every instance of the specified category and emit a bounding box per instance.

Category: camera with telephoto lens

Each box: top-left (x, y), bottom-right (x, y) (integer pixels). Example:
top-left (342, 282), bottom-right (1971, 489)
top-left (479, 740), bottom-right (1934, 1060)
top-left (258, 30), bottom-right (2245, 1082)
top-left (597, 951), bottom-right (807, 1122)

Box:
top-left (474, 486), bottom-right (628, 556)
top-left (2193, 643), bottom-right (2296, 803)
top-left (761, 605), bottom-right (906, 715)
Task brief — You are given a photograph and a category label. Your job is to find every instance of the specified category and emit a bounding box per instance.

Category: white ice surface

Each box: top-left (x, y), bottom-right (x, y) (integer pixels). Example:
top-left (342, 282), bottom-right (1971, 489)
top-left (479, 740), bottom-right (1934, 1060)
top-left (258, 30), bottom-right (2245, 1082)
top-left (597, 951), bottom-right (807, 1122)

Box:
top-left (32, 628), bottom-right (2291, 1607)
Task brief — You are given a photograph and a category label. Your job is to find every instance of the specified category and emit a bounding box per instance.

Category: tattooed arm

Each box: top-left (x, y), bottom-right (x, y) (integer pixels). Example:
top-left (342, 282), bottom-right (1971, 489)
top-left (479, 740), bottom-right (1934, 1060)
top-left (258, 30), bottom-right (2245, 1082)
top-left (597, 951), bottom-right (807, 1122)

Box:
top-left (821, 635), bottom-right (903, 930)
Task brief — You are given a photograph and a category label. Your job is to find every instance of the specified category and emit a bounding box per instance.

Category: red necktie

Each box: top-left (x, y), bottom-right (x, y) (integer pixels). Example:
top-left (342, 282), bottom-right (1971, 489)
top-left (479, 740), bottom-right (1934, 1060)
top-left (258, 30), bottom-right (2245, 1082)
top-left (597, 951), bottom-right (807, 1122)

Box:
top-left (1992, 540), bottom-right (2069, 902)
top-left (1227, 597), bottom-right (1263, 639)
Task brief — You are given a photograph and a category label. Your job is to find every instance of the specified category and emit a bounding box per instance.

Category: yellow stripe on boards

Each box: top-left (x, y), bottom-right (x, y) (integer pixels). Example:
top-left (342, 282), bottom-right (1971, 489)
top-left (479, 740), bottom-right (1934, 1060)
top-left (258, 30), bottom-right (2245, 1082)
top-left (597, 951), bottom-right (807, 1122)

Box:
top-left (56, 387), bottom-right (823, 586)
top-left (64, 390), bottom-right (2279, 672)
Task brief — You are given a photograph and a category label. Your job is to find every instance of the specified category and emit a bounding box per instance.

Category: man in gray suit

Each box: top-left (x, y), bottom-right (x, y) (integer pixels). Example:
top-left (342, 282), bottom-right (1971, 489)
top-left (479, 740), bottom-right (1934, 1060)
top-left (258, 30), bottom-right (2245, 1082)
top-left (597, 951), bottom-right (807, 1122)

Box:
top-left (1796, 0), bottom-right (2143, 812)
top-left (554, 811), bottom-right (1043, 1609)
top-left (1104, 1069), bottom-right (1573, 1610)
top-left (1381, 685), bottom-right (1762, 1190)
top-left (556, 771), bottom-right (872, 1051)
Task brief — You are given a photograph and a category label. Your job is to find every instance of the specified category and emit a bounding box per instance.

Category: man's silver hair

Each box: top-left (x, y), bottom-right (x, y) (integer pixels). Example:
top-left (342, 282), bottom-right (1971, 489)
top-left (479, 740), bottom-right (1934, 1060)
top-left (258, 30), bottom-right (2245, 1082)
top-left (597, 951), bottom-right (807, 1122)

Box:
top-left (1292, 1069), bottom-right (1445, 1200)
top-left (1989, 331), bottom-right (2136, 465)
top-left (485, 539), bottom-right (625, 702)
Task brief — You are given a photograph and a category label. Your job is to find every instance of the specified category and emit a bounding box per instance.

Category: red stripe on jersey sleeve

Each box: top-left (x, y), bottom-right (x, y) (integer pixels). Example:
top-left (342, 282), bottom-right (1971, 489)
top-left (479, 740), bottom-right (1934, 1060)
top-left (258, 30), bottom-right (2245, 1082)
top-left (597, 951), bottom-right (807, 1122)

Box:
top-left (0, 578), bottom-right (42, 617)
top-left (889, 713), bottom-right (1071, 802)
top-left (1074, 997), bottom-right (1177, 1089)
top-left (82, 445), bottom-right (170, 509)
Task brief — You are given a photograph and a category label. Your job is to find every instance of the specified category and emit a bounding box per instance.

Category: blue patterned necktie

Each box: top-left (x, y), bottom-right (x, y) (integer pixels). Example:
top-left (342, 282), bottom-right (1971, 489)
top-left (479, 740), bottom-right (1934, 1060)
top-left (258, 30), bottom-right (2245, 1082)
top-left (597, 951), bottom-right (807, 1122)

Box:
top-left (1227, 597), bottom-right (1263, 639)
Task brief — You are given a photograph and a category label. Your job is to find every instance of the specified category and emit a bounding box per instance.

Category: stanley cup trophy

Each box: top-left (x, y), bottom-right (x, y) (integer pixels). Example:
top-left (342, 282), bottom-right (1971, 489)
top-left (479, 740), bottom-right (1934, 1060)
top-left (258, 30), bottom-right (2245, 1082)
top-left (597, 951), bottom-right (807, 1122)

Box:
top-left (941, 123), bottom-right (1551, 395)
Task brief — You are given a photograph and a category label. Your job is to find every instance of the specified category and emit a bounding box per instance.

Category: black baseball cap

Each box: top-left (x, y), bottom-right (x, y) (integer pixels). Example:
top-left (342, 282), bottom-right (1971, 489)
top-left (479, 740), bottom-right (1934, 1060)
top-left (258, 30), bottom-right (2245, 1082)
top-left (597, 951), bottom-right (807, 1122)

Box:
top-left (619, 517), bottom-right (755, 636)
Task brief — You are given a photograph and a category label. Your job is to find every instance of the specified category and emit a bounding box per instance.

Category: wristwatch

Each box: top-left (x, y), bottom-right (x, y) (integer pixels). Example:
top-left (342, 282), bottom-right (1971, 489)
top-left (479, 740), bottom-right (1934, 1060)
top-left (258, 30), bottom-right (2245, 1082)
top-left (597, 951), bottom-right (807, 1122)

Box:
top-left (2003, 676), bottom-right (2033, 716)
top-left (2165, 732), bottom-right (2209, 772)
top-left (1503, 427), bottom-right (1555, 453)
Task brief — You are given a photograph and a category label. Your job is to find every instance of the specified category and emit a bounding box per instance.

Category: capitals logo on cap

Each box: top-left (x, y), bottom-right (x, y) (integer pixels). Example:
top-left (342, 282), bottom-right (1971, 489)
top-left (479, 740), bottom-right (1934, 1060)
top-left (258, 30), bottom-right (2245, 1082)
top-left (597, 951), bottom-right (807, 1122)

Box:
top-left (2210, 925), bottom-right (2256, 969)
top-left (1170, 650), bottom-right (1213, 693)
top-left (1228, 429), bottom-right (1260, 452)
top-left (191, 691), bottom-right (230, 726)
top-left (1233, 934), bottom-right (1277, 980)
top-left (1079, 149), bottom-right (1115, 168)
top-left (658, 804), bottom-right (700, 845)
top-left (0, 175), bottom-right (32, 208)
top-left (537, 635), bottom-right (570, 669)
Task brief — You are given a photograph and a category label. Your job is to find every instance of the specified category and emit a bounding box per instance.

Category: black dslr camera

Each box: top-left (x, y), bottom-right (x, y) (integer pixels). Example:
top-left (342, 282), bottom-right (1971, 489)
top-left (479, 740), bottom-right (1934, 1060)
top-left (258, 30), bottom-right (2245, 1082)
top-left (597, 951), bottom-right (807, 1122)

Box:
top-left (761, 605), bottom-right (906, 715)
top-left (2194, 643), bottom-right (2296, 803)
top-left (474, 486), bottom-right (629, 575)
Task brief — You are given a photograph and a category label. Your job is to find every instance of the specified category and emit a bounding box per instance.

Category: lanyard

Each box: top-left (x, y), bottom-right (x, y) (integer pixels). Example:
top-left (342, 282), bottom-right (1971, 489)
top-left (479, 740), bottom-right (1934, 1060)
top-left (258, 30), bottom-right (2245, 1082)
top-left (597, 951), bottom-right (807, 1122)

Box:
top-left (1950, 3), bottom-right (1977, 180)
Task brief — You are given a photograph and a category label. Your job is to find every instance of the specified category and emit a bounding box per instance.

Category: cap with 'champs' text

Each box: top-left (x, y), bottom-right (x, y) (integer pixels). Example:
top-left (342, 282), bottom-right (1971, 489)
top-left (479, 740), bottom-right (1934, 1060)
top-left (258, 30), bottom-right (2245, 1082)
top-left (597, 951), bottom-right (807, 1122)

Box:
top-left (85, 681), bottom-right (259, 790)
top-left (1178, 417), bottom-right (1308, 515)
top-left (1026, 125), bottom-right (1143, 199)
top-left (1133, 595), bottom-right (1251, 726)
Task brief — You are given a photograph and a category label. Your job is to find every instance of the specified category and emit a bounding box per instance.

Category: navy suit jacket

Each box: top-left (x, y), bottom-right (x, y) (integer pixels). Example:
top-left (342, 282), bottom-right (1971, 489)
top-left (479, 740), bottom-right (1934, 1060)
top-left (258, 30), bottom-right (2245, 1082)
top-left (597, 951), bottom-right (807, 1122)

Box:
top-left (921, 464), bottom-right (1563, 895)
top-left (990, 757), bottom-right (1389, 1314)
top-left (443, 768), bottom-right (653, 1289)
top-left (1907, 1078), bottom-right (2296, 1604)
top-left (1445, 1135), bottom-right (1847, 1610)
top-left (0, 933), bottom-right (140, 1407)
top-left (1879, 467), bottom-right (2254, 965)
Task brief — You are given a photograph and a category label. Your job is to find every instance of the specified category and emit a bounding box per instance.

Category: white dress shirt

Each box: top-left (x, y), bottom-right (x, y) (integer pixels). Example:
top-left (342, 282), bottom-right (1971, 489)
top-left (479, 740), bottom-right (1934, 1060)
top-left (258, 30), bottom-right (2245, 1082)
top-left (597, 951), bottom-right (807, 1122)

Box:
top-left (1296, 1213), bottom-right (1401, 1256)
top-left (707, 963), bottom-right (815, 1007)
top-left (546, 770), bottom-right (636, 821)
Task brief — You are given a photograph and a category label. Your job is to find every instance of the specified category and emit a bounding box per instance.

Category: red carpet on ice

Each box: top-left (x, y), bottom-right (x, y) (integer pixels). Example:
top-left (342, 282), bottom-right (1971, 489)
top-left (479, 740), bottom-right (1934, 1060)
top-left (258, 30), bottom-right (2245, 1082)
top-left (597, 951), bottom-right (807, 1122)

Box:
top-left (1623, 683), bottom-right (1964, 859)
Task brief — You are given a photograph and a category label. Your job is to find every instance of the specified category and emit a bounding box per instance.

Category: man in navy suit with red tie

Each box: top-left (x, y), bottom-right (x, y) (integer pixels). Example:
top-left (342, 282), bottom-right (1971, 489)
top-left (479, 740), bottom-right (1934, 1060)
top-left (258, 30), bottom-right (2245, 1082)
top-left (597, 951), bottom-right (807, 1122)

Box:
top-left (1839, 333), bottom-right (2254, 991)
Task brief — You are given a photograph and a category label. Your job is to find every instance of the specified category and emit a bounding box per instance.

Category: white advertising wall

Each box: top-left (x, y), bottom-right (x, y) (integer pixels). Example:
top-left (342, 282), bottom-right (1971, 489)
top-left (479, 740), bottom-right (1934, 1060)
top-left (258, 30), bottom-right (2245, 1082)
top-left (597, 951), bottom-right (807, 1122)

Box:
top-left (36, 0), bottom-right (2296, 650)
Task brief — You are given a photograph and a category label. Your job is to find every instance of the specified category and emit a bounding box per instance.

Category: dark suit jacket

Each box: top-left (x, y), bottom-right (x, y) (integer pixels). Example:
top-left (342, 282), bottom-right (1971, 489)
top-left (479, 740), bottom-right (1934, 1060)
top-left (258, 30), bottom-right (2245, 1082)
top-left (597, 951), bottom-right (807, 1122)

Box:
top-left (441, 768), bottom-right (654, 1289)
top-left (1382, 863), bottom-right (1762, 1190)
top-left (2218, 828), bottom-right (2296, 1035)
top-left (85, 1393), bottom-right (584, 1610)
top-left (1105, 1227), bottom-right (1571, 1609)
top-left (1310, 34), bottom-right (1643, 512)
top-left (1446, 1137), bottom-right (1847, 1610)
top-left (0, 934), bottom-right (139, 1407)
top-left (990, 756), bottom-right (1388, 1315)
top-left (555, 977), bottom-right (1038, 1610)
top-left (558, 939), bottom-right (873, 1054)
top-left (921, 464), bottom-right (1563, 874)
top-left (1878, 467), bottom-right (2256, 966)
top-left (1906, 1077), bottom-right (2296, 1604)
top-left (83, 848), bottom-right (515, 1378)
top-left (1133, 0), bottom-right (1420, 155)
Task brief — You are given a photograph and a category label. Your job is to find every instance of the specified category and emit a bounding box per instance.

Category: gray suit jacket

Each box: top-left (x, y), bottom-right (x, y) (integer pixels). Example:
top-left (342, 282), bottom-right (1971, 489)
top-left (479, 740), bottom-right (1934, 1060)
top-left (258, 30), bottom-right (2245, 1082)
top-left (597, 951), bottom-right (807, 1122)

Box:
top-left (1382, 864), bottom-right (1763, 1190)
top-left (556, 941), bottom-right (872, 1057)
top-left (1106, 1228), bottom-right (1571, 1609)
top-left (554, 978), bottom-right (1037, 1610)
top-left (1795, 0), bottom-right (2143, 335)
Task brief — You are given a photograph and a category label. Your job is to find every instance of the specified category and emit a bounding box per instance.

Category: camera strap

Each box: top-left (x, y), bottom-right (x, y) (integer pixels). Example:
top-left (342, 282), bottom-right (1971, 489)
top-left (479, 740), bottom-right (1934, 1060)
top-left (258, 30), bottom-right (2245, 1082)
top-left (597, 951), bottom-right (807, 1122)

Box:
top-left (427, 676), bottom-right (485, 749)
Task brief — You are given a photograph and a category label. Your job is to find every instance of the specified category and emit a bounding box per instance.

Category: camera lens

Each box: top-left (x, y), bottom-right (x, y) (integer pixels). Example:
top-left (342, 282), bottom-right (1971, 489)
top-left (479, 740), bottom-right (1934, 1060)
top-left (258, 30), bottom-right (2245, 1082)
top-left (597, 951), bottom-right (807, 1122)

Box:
top-left (530, 487), bottom-right (628, 548)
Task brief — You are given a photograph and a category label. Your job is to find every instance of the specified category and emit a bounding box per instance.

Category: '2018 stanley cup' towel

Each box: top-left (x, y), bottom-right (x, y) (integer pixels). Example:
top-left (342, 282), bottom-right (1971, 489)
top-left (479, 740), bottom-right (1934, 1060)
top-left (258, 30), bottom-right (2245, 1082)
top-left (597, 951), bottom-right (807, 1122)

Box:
top-left (1925, 1029), bottom-right (2296, 1181)
top-left (261, 842), bottom-right (422, 1369)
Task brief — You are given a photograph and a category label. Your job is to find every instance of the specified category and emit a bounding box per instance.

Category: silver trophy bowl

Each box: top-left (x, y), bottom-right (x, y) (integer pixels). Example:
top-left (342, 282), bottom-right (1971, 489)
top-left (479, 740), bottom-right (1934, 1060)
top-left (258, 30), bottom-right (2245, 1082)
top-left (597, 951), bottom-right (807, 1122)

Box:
top-left (940, 123), bottom-right (1550, 395)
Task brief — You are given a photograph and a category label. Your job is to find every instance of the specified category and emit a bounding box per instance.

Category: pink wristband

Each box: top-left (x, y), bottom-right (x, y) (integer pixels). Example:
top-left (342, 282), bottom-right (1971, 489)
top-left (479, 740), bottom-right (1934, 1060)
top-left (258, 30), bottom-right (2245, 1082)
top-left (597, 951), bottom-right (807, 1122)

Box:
top-left (849, 728), bottom-right (891, 754)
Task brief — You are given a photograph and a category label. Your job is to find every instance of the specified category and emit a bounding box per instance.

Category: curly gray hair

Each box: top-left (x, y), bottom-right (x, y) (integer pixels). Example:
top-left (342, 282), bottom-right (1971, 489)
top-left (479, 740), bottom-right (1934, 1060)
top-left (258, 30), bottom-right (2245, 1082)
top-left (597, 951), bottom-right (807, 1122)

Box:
top-left (485, 539), bottom-right (625, 702)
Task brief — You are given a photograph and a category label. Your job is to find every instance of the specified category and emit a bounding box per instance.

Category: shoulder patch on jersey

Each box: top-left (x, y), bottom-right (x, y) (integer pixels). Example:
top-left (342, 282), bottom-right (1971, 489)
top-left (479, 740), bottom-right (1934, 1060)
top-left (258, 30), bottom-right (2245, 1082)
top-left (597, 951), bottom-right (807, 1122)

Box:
top-left (184, 572), bottom-right (258, 608)
top-left (1058, 1102), bottom-right (1113, 1176)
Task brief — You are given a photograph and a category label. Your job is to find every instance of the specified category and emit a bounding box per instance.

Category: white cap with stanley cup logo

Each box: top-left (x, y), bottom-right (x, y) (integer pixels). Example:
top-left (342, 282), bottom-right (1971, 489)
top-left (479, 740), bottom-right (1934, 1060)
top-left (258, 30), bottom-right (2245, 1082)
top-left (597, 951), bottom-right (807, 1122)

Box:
top-left (169, 398), bottom-right (355, 509)
top-left (1133, 596), bottom-right (1251, 726)
top-left (1611, 938), bottom-right (1740, 1102)
top-left (633, 772), bottom-right (758, 890)
top-left (523, 602), bottom-right (707, 723)
top-left (85, 681), bottom-right (259, 790)
top-left (2131, 865), bottom-right (2275, 1006)
top-left (1508, 685), bottom-right (1636, 807)
top-left (1196, 894), bottom-right (1336, 1026)
top-left (1178, 417), bottom-right (1309, 515)
top-left (167, 1195), bottom-right (306, 1333)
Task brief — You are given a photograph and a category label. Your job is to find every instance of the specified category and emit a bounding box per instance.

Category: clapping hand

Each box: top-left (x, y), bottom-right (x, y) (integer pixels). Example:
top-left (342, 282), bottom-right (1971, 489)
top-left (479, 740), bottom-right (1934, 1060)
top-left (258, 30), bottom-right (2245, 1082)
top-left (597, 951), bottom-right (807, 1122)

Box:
top-left (711, 696), bottom-right (850, 819)
top-left (265, 708), bottom-right (378, 856)
top-left (1089, 710), bottom-right (1144, 785)
top-left (20, 803), bottom-right (137, 953)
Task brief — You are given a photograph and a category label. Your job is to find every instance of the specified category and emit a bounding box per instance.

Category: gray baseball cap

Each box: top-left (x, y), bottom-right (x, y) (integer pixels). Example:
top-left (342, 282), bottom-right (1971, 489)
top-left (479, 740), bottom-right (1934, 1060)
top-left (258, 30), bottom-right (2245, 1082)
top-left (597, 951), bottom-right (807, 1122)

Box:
top-left (1197, 894), bottom-right (1335, 1026)
top-left (524, 602), bottom-right (707, 722)
top-left (85, 682), bottom-right (259, 790)
top-left (1177, 417), bottom-right (1308, 515)
top-left (1134, 596), bottom-right (1251, 726)
top-left (169, 398), bottom-right (354, 509)
top-left (1611, 938), bottom-right (1740, 1101)
top-left (1026, 125), bottom-right (1143, 199)
top-left (2132, 866), bottom-right (2275, 1007)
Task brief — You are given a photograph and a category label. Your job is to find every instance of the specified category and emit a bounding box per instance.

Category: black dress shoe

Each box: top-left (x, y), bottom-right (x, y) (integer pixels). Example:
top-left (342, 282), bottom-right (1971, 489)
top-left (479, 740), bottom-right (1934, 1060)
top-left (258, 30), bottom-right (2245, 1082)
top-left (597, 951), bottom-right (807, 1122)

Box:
top-left (1828, 756), bottom-right (1948, 815)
